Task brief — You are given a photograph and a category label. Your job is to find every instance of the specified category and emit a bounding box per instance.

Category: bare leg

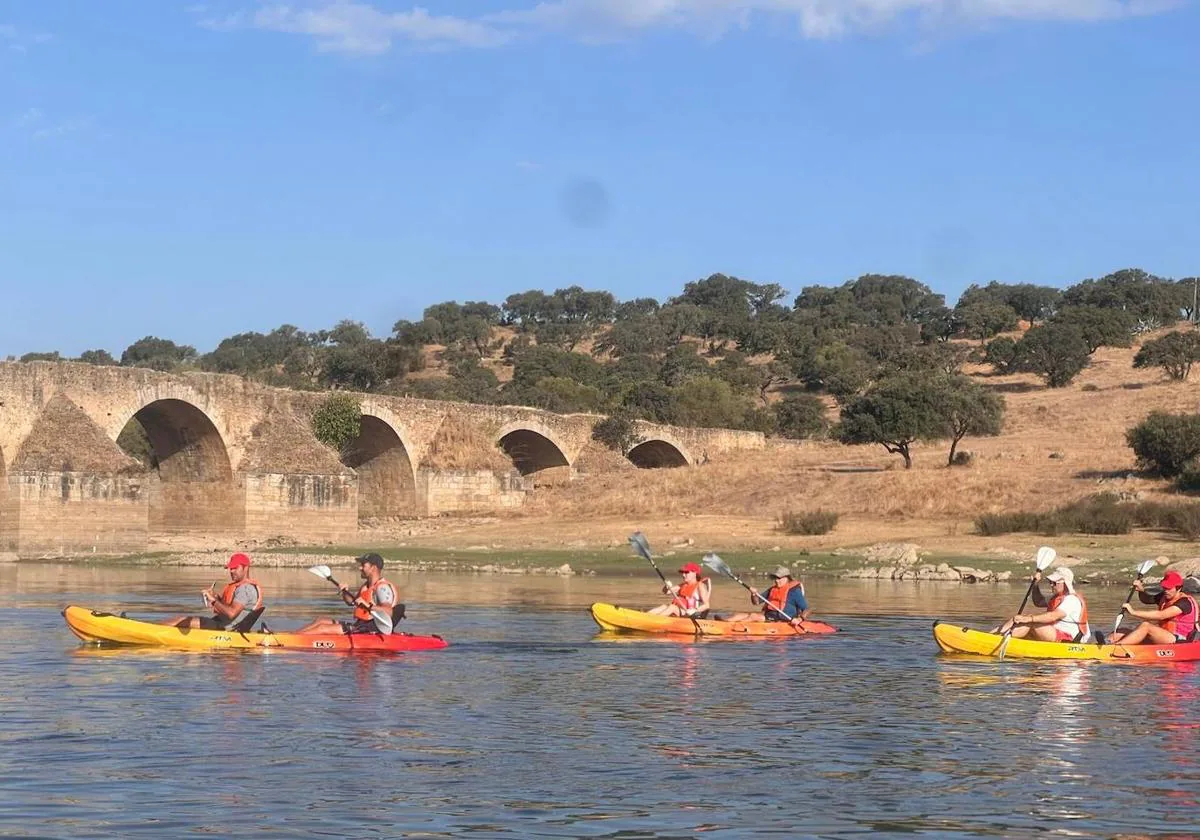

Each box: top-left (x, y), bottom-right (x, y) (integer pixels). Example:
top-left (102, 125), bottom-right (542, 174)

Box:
top-left (1115, 622), bottom-right (1177, 645)
top-left (159, 616), bottom-right (209, 629)
top-left (293, 617), bottom-right (347, 635)
top-left (724, 613), bottom-right (765, 623)
top-left (646, 604), bottom-right (673, 616)
top-left (1023, 625), bottom-right (1060, 642)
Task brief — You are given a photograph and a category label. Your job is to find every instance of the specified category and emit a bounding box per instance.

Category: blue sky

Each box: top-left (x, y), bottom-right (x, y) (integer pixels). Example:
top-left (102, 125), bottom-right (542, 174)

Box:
top-left (2, 1), bottom-right (1198, 357)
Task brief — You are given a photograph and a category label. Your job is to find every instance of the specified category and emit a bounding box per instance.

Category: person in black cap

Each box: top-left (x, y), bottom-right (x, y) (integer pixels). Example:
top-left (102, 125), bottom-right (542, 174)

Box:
top-left (295, 553), bottom-right (400, 635)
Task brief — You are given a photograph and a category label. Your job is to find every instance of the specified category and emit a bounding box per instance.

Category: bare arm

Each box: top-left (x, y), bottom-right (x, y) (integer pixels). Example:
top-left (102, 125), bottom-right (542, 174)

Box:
top-left (1123, 603), bottom-right (1182, 622)
top-left (1029, 579), bottom-right (1048, 609)
top-left (1016, 607), bottom-right (1066, 626)
top-left (205, 592), bottom-right (245, 621)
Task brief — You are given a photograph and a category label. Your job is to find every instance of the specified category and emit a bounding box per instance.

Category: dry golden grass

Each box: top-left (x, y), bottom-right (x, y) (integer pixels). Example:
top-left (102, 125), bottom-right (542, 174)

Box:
top-left (525, 333), bottom-right (1200, 527)
top-left (421, 414), bottom-right (512, 471)
top-left (15, 394), bottom-right (144, 474)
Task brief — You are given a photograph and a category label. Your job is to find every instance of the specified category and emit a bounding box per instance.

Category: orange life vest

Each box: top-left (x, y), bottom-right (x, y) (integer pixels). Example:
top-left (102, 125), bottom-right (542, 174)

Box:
top-left (353, 577), bottom-right (395, 622)
top-left (1049, 591), bottom-right (1089, 640)
top-left (764, 580), bottom-right (803, 617)
top-left (672, 578), bottom-right (710, 611)
top-left (1159, 591), bottom-right (1198, 638)
top-left (216, 577), bottom-right (263, 614)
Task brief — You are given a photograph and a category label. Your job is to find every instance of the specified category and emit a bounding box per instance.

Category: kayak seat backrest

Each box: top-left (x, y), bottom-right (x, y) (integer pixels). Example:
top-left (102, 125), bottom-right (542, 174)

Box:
top-left (231, 607), bottom-right (265, 633)
top-left (392, 603), bottom-right (406, 623)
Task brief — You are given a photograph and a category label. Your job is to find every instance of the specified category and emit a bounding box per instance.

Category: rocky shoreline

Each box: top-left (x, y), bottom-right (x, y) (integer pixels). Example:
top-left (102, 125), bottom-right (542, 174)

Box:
top-left (13, 539), bottom-right (1199, 587)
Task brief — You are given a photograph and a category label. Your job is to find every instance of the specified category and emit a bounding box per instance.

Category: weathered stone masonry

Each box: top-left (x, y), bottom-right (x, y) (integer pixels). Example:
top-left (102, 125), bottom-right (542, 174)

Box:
top-left (0, 362), bottom-right (764, 557)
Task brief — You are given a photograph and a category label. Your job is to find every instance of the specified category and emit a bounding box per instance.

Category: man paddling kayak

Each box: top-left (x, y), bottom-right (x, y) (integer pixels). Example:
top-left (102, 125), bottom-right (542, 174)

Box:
top-left (647, 562), bottom-right (712, 618)
top-left (1109, 570), bottom-right (1198, 645)
top-left (724, 566), bottom-right (809, 626)
top-left (295, 553), bottom-right (398, 635)
top-left (994, 567), bottom-right (1091, 643)
top-left (161, 552), bottom-right (264, 631)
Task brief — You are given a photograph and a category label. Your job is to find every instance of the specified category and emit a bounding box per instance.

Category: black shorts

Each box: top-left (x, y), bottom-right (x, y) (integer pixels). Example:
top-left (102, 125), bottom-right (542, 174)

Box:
top-left (340, 619), bottom-right (379, 635)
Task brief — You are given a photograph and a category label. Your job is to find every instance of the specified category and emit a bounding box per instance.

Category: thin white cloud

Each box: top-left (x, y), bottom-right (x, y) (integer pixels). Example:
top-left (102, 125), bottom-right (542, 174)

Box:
top-left (201, 0), bottom-right (1184, 54)
top-left (490, 0), bottom-right (1184, 39)
top-left (13, 107), bottom-right (43, 128)
top-left (207, 2), bottom-right (510, 53)
top-left (32, 119), bottom-right (92, 140)
top-left (9, 109), bottom-right (96, 141)
top-left (0, 22), bottom-right (52, 52)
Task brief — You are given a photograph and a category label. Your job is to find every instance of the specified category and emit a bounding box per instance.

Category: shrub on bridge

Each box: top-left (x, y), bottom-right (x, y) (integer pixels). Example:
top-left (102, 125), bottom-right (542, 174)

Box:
top-left (592, 412), bottom-right (641, 453)
top-left (312, 393), bottom-right (362, 453)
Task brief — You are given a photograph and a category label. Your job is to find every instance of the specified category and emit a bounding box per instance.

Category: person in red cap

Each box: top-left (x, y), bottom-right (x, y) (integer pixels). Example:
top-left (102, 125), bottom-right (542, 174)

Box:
top-left (646, 561), bottom-right (712, 618)
top-left (161, 552), bottom-right (264, 630)
top-left (1110, 570), bottom-right (1197, 645)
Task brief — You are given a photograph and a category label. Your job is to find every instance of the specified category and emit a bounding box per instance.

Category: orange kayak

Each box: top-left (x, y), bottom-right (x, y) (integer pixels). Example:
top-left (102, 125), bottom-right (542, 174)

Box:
top-left (590, 602), bottom-right (838, 637)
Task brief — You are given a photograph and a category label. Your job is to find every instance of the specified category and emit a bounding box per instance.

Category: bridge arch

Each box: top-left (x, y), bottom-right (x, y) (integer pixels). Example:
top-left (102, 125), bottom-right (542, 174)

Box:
top-left (496, 422), bottom-right (572, 486)
top-left (341, 402), bottom-right (418, 520)
top-left (627, 438), bottom-right (691, 469)
top-left (115, 398), bottom-right (238, 534)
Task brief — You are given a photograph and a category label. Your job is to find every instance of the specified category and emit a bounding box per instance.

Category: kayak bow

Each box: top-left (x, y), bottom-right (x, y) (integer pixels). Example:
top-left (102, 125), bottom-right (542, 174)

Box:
top-left (590, 602), bottom-right (837, 637)
top-left (932, 620), bottom-right (1200, 662)
top-left (63, 605), bottom-right (448, 652)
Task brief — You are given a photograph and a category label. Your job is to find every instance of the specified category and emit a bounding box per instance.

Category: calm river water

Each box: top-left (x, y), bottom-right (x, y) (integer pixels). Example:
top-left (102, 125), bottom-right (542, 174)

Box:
top-left (1, 564), bottom-right (1196, 838)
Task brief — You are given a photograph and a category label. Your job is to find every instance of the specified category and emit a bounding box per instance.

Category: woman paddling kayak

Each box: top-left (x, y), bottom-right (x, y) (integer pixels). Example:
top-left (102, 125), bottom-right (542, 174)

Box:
top-left (646, 562), bottom-right (712, 619)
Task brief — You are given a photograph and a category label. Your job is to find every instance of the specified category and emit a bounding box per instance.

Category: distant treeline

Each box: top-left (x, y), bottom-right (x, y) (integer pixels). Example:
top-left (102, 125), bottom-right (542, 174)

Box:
top-left (12, 268), bottom-right (1200, 465)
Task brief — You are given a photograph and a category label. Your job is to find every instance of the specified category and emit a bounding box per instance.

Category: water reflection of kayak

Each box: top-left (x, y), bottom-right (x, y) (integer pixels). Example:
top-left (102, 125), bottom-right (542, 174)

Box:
top-left (932, 620), bottom-right (1200, 662)
top-left (62, 605), bottom-right (449, 652)
top-left (590, 602), bottom-right (838, 637)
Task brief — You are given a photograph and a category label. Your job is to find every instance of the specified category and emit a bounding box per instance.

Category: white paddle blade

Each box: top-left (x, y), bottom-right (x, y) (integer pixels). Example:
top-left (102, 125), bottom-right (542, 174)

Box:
top-left (307, 565), bottom-right (333, 579)
top-left (370, 609), bottom-right (393, 634)
top-left (1137, 559), bottom-right (1156, 576)
top-left (1035, 547), bottom-right (1056, 571)
top-left (628, 532), bottom-right (652, 562)
top-left (701, 553), bottom-right (730, 576)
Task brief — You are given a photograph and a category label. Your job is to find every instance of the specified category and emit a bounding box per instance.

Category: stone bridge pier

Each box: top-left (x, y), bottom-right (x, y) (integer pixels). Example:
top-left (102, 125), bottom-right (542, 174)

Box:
top-left (0, 362), bottom-right (765, 558)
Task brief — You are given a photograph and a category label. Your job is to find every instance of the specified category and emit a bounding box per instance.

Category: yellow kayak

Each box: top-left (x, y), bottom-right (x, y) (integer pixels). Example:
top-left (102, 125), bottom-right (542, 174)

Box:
top-left (590, 602), bottom-right (838, 637)
top-left (63, 606), bottom-right (448, 652)
top-left (932, 620), bottom-right (1200, 662)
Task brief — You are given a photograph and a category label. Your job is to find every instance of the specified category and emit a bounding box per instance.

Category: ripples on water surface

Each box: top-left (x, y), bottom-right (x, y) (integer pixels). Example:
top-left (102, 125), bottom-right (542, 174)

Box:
top-left (0, 564), bottom-right (1197, 838)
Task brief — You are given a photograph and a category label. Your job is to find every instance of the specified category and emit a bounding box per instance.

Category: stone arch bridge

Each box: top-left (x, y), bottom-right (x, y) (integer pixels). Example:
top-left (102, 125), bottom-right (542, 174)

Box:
top-left (0, 362), bottom-right (764, 557)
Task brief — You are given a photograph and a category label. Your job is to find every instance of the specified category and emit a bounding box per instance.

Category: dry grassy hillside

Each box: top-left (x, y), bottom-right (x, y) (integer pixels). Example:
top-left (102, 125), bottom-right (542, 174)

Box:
top-left (401, 330), bottom-right (1195, 561)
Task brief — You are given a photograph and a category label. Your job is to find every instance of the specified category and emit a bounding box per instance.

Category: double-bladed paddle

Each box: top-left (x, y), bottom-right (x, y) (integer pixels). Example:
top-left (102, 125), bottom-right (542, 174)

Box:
top-left (702, 552), bottom-right (805, 634)
top-left (995, 546), bottom-right (1057, 661)
top-left (628, 532), bottom-right (704, 636)
top-left (307, 565), bottom-right (393, 632)
top-left (1112, 558), bottom-right (1158, 637)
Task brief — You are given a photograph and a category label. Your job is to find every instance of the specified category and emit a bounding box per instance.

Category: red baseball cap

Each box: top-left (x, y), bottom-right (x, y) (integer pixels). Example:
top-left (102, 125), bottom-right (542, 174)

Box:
top-left (1160, 571), bottom-right (1184, 590)
top-left (225, 552), bottom-right (251, 570)
top-left (679, 562), bottom-right (701, 575)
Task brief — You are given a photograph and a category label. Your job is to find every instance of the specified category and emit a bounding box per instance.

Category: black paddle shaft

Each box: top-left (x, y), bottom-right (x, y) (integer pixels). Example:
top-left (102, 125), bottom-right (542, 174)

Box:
top-left (1013, 576), bottom-right (1040, 618)
top-left (715, 567), bottom-right (804, 631)
top-left (630, 534), bottom-right (704, 636)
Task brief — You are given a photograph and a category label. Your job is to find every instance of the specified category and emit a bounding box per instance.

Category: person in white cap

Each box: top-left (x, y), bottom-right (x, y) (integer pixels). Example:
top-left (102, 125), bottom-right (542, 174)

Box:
top-left (725, 566), bottom-right (810, 625)
top-left (996, 566), bottom-right (1091, 643)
